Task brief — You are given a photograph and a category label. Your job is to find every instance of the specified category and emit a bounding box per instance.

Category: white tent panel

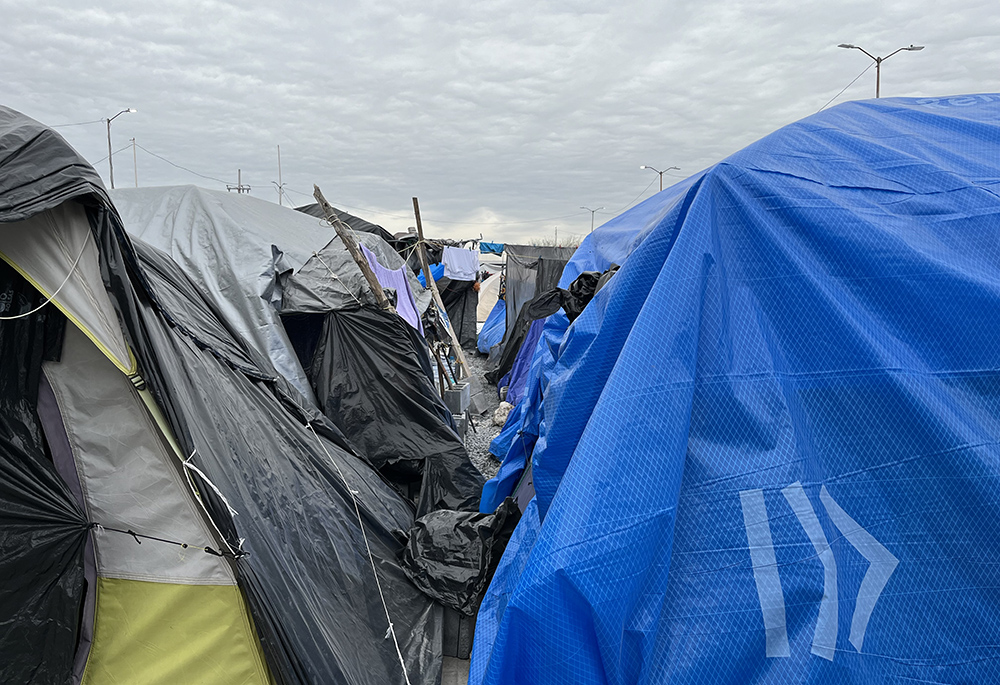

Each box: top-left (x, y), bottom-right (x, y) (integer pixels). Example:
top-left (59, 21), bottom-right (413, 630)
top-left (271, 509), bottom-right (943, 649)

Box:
top-left (477, 272), bottom-right (501, 323)
top-left (0, 201), bottom-right (134, 375)
top-left (44, 325), bottom-right (235, 584)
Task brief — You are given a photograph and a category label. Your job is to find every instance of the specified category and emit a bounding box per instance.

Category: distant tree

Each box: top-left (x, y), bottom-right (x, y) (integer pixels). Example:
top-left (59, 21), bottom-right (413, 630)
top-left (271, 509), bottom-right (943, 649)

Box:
top-left (528, 233), bottom-right (581, 249)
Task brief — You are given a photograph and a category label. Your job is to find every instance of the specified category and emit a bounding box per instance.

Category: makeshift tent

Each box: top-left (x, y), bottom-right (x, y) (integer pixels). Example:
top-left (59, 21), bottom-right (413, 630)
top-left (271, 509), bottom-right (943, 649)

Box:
top-left (0, 107), bottom-right (442, 684)
top-left (473, 94), bottom-right (1000, 684)
top-left (114, 186), bottom-right (430, 406)
top-left (111, 186), bottom-right (482, 520)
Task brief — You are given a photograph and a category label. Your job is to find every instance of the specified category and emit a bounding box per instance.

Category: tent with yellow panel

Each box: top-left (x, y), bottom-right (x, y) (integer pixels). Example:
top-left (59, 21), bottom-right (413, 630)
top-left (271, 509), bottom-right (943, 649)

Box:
top-left (0, 108), bottom-right (441, 684)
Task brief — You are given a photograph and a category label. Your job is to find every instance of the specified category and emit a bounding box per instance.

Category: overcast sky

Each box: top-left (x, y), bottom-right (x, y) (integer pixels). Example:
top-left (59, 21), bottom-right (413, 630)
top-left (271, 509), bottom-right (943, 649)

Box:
top-left (3, 0), bottom-right (998, 242)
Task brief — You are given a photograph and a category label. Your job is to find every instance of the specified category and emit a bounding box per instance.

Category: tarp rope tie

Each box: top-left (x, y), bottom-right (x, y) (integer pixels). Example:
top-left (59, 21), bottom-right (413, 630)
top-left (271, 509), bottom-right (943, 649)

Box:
top-left (183, 450), bottom-right (240, 519)
top-left (89, 522), bottom-right (240, 558)
top-left (0, 235), bottom-right (89, 320)
top-left (304, 421), bottom-right (413, 685)
top-left (312, 251), bottom-right (365, 307)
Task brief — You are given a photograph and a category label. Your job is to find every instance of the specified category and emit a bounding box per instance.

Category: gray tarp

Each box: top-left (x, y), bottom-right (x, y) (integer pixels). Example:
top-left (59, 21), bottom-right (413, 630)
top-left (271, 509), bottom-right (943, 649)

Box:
top-left (111, 186), bottom-right (428, 402)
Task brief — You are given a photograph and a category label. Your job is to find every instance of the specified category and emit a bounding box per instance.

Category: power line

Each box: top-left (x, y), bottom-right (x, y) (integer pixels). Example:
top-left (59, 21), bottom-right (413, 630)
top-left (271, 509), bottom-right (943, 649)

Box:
top-left (134, 143), bottom-right (230, 185)
top-left (50, 118), bottom-right (105, 129)
top-left (614, 176), bottom-right (658, 214)
top-left (93, 143), bottom-right (132, 166)
top-left (818, 62), bottom-right (875, 112)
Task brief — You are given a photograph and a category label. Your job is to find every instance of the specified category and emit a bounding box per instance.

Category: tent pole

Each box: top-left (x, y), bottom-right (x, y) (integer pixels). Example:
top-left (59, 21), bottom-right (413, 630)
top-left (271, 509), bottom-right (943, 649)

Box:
top-left (313, 185), bottom-right (394, 312)
top-left (412, 196), bottom-right (470, 380)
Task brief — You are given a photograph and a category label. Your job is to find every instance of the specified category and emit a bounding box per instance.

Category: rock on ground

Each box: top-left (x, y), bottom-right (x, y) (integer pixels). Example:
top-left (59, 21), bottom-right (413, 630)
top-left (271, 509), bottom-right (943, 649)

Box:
top-left (462, 351), bottom-right (502, 480)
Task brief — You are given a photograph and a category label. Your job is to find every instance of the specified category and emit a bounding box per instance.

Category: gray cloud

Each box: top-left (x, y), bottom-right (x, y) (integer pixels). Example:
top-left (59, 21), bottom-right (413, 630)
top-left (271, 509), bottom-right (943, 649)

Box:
top-left (3, 0), bottom-right (998, 242)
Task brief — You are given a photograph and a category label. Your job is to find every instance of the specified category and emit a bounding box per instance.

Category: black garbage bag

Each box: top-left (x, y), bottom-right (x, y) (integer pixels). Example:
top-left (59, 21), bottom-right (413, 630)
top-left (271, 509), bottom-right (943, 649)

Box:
top-left (399, 498), bottom-right (521, 616)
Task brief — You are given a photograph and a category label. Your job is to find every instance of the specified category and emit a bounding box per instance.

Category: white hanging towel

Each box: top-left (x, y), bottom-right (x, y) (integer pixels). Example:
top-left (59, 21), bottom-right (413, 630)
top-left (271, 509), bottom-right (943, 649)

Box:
top-left (442, 246), bottom-right (480, 281)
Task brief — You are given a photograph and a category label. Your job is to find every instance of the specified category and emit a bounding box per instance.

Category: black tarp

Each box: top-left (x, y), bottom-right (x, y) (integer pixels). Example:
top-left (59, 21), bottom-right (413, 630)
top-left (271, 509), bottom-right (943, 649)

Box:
top-left (487, 246), bottom-right (573, 387)
top-left (131, 240), bottom-right (443, 685)
top-left (0, 262), bottom-right (85, 685)
top-left (484, 266), bottom-right (617, 387)
top-left (0, 107), bottom-right (95, 685)
top-left (295, 203), bottom-right (397, 246)
top-left (400, 498), bottom-right (520, 616)
top-left (436, 276), bottom-right (478, 349)
top-left (307, 306), bottom-right (484, 516)
top-left (485, 289), bottom-right (562, 387)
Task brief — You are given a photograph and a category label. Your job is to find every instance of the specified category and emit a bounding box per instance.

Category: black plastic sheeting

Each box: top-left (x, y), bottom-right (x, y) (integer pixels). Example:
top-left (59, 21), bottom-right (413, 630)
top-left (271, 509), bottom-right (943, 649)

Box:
top-left (400, 498), bottom-right (520, 616)
top-left (295, 203), bottom-right (397, 246)
top-left (560, 264), bottom-right (620, 322)
top-left (436, 276), bottom-right (478, 349)
top-left (307, 306), bottom-right (484, 516)
top-left (0, 260), bottom-right (87, 685)
top-left (132, 241), bottom-right (444, 685)
top-left (0, 108), bottom-right (112, 223)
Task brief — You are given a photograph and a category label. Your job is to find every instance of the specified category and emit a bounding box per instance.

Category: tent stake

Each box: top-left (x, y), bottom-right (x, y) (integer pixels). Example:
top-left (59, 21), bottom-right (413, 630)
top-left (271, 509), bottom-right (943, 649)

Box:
top-left (313, 185), bottom-right (394, 312)
top-left (412, 196), bottom-right (470, 380)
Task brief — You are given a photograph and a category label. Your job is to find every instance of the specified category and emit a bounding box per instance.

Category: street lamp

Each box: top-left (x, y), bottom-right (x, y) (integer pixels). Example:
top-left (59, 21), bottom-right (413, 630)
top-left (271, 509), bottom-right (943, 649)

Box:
top-left (640, 164), bottom-right (680, 192)
top-left (837, 44), bottom-right (924, 98)
top-left (580, 206), bottom-right (604, 233)
top-left (106, 108), bottom-right (136, 189)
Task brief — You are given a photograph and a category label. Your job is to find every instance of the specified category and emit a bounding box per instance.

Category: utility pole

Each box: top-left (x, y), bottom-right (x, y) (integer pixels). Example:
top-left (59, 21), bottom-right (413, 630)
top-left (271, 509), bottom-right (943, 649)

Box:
top-left (131, 138), bottom-right (138, 187)
top-left (554, 226), bottom-right (558, 246)
top-left (277, 145), bottom-right (283, 205)
top-left (105, 107), bottom-right (135, 190)
top-left (227, 169), bottom-right (250, 194)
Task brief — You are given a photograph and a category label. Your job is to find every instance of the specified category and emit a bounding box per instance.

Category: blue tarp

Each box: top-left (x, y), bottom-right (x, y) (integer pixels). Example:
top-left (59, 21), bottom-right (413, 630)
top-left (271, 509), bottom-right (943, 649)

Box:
top-left (472, 94), bottom-right (1000, 684)
top-left (480, 241), bottom-right (505, 255)
top-left (499, 319), bottom-right (544, 406)
top-left (416, 262), bottom-right (445, 286)
top-left (478, 299), bottom-right (506, 353)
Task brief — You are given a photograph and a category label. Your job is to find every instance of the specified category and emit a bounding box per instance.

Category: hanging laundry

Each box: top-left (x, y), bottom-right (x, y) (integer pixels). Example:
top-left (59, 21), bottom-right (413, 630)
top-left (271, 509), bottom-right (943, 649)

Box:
top-left (442, 246), bottom-right (480, 281)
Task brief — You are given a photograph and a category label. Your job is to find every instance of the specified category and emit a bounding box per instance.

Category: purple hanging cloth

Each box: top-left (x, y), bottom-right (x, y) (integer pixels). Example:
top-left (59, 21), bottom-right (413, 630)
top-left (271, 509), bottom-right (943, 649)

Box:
top-left (360, 243), bottom-right (424, 335)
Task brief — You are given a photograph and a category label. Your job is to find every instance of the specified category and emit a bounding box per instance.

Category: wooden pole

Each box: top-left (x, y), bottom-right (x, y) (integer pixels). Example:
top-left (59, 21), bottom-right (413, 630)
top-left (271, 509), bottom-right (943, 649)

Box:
top-left (314, 185), bottom-right (393, 311)
top-left (412, 196), bottom-right (469, 380)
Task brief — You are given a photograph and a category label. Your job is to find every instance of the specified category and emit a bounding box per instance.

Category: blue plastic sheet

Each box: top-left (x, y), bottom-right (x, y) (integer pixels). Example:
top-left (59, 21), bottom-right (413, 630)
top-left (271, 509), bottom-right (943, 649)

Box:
top-left (416, 262), bottom-right (445, 287)
top-left (480, 241), bottom-right (505, 256)
top-left (500, 320), bottom-right (544, 406)
top-left (477, 299), bottom-right (506, 353)
top-left (472, 94), bottom-right (1000, 684)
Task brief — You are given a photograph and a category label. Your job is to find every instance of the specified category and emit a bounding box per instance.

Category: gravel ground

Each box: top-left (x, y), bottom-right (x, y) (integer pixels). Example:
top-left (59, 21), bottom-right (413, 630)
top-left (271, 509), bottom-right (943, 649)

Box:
top-left (462, 351), bottom-right (503, 479)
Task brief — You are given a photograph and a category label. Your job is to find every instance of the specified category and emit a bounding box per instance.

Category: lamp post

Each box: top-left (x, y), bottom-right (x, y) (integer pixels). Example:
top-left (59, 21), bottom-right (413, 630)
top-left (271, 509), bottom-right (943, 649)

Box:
top-left (580, 206), bottom-right (604, 233)
top-left (640, 164), bottom-right (680, 192)
top-left (106, 108), bottom-right (136, 189)
top-left (837, 44), bottom-right (924, 98)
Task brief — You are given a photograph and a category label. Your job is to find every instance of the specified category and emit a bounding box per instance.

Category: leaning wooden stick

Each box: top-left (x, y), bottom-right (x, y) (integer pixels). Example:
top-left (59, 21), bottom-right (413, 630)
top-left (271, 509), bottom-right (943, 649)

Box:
top-left (313, 185), bottom-right (393, 312)
top-left (412, 196), bottom-right (469, 380)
